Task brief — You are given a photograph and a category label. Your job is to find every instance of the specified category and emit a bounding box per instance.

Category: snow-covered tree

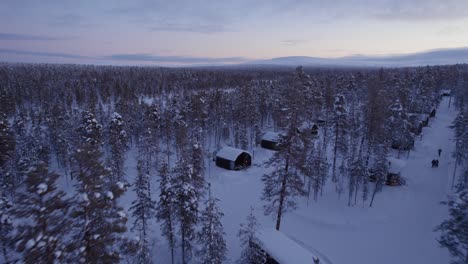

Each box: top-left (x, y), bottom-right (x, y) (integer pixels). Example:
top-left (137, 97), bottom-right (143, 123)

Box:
top-left (262, 126), bottom-right (306, 231)
top-left (237, 207), bottom-right (265, 264)
top-left (70, 111), bottom-right (128, 263)
top-left (436, 188), bottom-right (467, 264)
top-left (304, 141), bottom-right (329, 202)
top-left (173, 157), bottom-right (199, 264)
top-left (108, 112), bottom-right (128, 183)
top-left (130, 158), bottom-right (156, 264)
top-left (196, 185), bottom-right (227, 264)
top-left (155, 162), bottom-right (177, 264)
top-left (331, 93), bottom-right (349, 196)
top-left (11, 163), bottom-right (72, 263)
top-left (190, 139), bottom-right (205, 197)
top-left (0, 193), bottom-right (13, 263)
top-left (0, 113), bottom-right (15, 191)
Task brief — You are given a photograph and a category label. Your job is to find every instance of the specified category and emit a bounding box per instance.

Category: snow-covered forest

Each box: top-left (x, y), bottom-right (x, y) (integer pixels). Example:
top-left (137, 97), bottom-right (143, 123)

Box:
top-left (0, 63), bottom-right (467, 264)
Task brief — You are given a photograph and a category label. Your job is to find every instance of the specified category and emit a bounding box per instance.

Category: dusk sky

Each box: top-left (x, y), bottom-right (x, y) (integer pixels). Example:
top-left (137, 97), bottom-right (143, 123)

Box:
top-left (1, 0), bottom-right (468, 66)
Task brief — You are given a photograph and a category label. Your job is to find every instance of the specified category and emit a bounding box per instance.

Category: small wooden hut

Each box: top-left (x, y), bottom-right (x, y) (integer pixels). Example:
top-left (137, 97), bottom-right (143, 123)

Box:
top-left (261, 132), bottom-right (283, 150)
top-left (215, 146), bottom-right (251, 170)
top-left (386, 157), bottom-right (406, 186)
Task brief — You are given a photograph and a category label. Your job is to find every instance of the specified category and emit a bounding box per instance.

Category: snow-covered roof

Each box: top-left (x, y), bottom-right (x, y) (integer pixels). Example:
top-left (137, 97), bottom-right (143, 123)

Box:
top-left (255, 228), bottom-right (324, 264)
top-left (216, 146), bottom-right (250, 161)
top-left (262, 132), bottom-right (282, 142)
top-left (387, 157), bottom-right (406, 174)
top-left (440, 89), bottom-right (451, 95)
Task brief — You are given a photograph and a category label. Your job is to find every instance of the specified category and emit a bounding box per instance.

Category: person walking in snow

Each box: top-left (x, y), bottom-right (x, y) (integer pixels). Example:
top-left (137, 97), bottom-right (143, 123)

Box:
top-left (438, 148), bottom-right (442, 157)
top-left (435, 159), bottom-right (439, 167)
top-left (431, 159), bottom-right (436, 168)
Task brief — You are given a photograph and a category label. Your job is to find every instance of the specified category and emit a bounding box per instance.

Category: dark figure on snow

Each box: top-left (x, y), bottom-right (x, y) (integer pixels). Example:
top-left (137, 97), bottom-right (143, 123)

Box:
top-left (435, 159), bottom-right (439, 167)
top-left (438, 148), bottom-right (442, 157)
top-left (431, 159), bottom-right (436, 168)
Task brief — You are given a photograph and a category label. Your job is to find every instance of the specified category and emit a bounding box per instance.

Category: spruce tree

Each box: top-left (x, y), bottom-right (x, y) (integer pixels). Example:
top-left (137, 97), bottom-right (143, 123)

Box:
top-left (155, 162), bottom-right (177, 264)
top-left (108, 112), bottom-right (128, 183)
top-left (237, 207), bottom-right (265, 264)
top-left (196, 185), bottom-right (227, 264)
top-left (173, 157), bottom-right (199, 264)
top-left (130, 158), bottom-right (156, 264)
top-left (70, 111), bottom-right (128, 263)
top-left (331, 94), bottom-right (349, 196)
top-left (11, 163), bottom-right (72, 263)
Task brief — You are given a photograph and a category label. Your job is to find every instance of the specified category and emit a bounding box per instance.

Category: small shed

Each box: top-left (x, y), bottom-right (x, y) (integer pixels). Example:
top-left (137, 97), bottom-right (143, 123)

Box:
top-left (386, 157), bottom-right (406, 186)
top-left (215, 146), bottom-right (251, 170)
top-left (261, 132), bottom-right (283, 150)
top-left (440, 89), bottom-right (451, 96)
top-left (252, 228), bottom-right (327, 264)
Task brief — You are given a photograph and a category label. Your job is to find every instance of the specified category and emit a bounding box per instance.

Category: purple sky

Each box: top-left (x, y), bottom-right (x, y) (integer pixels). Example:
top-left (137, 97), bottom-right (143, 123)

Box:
top-left (1, 0), bottom-right (468, 66)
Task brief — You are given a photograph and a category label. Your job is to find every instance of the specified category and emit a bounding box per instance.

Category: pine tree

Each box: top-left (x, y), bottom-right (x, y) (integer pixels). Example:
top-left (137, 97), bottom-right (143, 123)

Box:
top-left (130, 158), bottom-right (156, 264)
top-left (173, 157), bottom-right (199, 264)
top-left (155, 162), bottom-right (177, 264)
top-left (190, 137), bottom-right (205, 196)
top-left (262, 127), bottom-right (306, 231)
top-left (108, 112), bottom-right (128, 183)
top-left (11, 163), bottom-right (72, 263)
top-left (237, 207), bottom-right (265, 264)
top-left (331, 94), bottom-right (349, 196)
top-left (196, 185), bottom-right (227, 264)
top-left (70, 111), bottom-right (128, 263)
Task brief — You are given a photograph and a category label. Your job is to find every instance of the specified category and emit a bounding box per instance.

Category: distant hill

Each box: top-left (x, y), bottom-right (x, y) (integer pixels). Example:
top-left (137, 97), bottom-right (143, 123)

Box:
top-left (245, 47), bottom-right (468, 67)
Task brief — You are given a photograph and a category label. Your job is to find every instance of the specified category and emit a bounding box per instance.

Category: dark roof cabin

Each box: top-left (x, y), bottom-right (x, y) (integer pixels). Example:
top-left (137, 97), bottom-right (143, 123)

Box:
top-left (261, 132), bottom-right (283, 150)
top-left (215, 146), bottom-right (251, 170)
top-left (251, 228), bottom-right (329, 264)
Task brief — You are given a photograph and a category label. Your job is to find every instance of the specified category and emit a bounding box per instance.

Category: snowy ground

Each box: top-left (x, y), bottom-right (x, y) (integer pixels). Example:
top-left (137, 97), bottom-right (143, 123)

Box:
top-left (118, 97), bottom-right (455, 263)
top-left (210, 97), bottom-right (454, 264)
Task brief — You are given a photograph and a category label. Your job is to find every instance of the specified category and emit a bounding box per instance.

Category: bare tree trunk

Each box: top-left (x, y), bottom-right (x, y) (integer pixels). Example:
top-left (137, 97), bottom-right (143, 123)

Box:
top-left (369, 180), bottom-right (381, 207)
top-left (451, 156), bottom-right (459, 189)
top-left (275, 159), bottom-right (289, 231)
top-left (182, 230), bottom-right (186, 264)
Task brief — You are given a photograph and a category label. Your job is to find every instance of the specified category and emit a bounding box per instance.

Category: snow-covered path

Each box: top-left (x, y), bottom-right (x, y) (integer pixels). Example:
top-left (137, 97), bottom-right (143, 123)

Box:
top-left (209, 97), bottom-right (455, 264)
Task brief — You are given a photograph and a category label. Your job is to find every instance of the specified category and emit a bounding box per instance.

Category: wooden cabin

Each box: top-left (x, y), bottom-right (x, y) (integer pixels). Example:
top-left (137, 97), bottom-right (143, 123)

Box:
top-left (386, 157), bottom-right (406, 186)
top-left (215, 146), bottom-right (251, 170)
top-left (261, 132), bottom-right (283, 150)
top-left (252, 228), bottom-right (329, 264)
top-left (368, 157), bottom-right (407, 186)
